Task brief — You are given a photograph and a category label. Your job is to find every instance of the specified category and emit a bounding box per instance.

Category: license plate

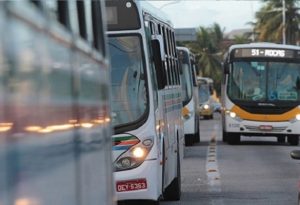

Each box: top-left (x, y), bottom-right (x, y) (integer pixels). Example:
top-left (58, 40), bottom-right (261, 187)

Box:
top-left (116, 179), bottom-right (147, 192)
top-left (259, 125), bottom-right (273, 131)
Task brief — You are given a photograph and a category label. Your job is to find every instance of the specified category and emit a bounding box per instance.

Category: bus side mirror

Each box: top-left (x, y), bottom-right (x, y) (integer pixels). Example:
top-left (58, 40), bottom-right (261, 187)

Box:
top-left (151, 35), bottom-right (167, 90)
top-left (291, 150), bottom-right (300, 160)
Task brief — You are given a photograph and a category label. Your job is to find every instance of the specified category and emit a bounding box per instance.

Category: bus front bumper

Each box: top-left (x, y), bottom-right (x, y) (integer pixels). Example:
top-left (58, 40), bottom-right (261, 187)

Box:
top-left (114, 159), bottom-right (160, 202)
top-left (224, 116), bottom-right (300, 136)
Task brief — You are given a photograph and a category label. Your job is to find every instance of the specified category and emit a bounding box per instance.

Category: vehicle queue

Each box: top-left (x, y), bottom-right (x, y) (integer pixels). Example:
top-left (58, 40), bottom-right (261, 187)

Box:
top-left (0, 1), bottom-right (201, 205)
top-left (2, 1), bottom-right (300, 205)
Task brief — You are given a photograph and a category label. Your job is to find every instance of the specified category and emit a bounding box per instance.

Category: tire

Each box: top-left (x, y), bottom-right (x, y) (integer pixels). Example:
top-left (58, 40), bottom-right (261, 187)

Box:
top-left (193, 118), bottom-right (200, 143)
top-left (288, 135), bottom-right (299, 146)
top-left (227, 133), bottom-right (240, 145)
top-left (144, 200), bottom-right (160, 205)
top-left (222, 130), bottom-right (228, 142)
top-left (277, 136), bottom-right (285, 143)
top-left (163, 151), bottom-right (181, 201)
top-left (185, 134), bottom-right (193, 146)
top-left (157, 143), bottom-right (165, 205)
top-left (210, 114), bottom-right (213, 119)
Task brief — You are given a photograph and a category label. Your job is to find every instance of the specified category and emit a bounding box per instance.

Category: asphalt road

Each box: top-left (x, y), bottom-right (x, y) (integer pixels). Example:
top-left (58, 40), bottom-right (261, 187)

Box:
top-left (162, 113), bottom-right (300, 205)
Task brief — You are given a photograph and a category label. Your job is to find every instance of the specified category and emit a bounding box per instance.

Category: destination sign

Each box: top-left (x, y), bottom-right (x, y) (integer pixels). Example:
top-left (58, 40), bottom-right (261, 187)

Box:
top-left (233, 48), bottom-right (298, 59)
top-left (106, 0), bottom-right (140, 31)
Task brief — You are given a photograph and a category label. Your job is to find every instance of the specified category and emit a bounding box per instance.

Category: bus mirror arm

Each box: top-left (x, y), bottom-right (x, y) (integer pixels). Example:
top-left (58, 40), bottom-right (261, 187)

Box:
top-left (223, 62), bottom-right (229, 74)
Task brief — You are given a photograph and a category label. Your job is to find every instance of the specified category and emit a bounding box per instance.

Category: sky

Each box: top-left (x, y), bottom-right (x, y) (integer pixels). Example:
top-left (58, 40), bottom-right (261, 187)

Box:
top-left (148, 0), bottom-right (263, 33)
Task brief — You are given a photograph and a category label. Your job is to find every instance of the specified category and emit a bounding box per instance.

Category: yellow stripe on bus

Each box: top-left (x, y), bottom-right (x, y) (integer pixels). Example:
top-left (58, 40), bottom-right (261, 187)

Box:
top-left (231, 105), bottom-right (300, 122)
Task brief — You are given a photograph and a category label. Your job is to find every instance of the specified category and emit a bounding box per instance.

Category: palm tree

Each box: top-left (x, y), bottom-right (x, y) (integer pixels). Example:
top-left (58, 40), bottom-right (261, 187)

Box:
top-left (233, 34), bottom-right (252, 44)
top-left (186, 23), bottom-right (224, 96)
top-left (254, 0), bottom-right (300, 45)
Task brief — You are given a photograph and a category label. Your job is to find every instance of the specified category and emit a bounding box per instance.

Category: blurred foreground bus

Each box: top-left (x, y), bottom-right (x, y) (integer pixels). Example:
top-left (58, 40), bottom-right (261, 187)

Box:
top-left (222, 42), bottom-right (300, 145)
top-left (106, 0), bottom-right (184, 204)
top-left (197, 77), bottom-right (214, 119)
top-left (0, 1), bottom-right (115, 205)
top-left (177, 47), bottom-right (199, 145)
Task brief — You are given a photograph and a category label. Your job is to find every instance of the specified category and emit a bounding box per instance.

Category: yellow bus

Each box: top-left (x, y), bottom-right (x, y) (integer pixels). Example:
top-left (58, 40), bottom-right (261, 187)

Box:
top-left (222, 42), bottom-right (300, 145)
top-left (198, 77), bottom-right (214, 119)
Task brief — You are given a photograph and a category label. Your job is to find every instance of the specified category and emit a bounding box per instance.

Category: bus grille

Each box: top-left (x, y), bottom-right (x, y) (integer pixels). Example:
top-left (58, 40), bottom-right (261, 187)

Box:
top-left (244, 125), bottom-right (287, 132)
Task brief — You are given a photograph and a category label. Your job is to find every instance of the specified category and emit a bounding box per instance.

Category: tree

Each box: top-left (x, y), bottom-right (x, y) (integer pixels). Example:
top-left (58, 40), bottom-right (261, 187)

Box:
top-left (254, 0), bottom-right (300, 45)
top-left (233, 34), bottom-right (252, 44)
top-left (185, 23), bottom-right (224, 96)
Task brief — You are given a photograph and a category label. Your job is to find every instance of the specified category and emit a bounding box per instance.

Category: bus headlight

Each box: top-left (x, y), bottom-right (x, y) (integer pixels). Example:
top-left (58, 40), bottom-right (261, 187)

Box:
top-left (229, 112), bottom-right (236, 118)
top-left (132, 147), bottom-right (146, 158)
top-left (296, 114), bottom-right (300, 121)
top-left (227, 111), bottom-right (243, 122)
top-left (203, 104), bottom-right (210, 110)
top-left (114, 137), bottom-right (154, 171)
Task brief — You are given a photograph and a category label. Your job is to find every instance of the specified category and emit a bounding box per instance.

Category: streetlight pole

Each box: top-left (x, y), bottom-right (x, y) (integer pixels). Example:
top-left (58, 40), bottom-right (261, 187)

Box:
top-left (282, 0), bottom-right (286, 44)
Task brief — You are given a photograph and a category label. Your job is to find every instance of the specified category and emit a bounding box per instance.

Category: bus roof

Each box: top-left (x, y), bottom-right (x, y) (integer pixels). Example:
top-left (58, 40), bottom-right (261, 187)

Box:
top-left (197, 77), bottom-right (213, 83)
top-left (228, 42), bottom-right (300, 53)
top-left (139, 1), bottom-right (173, 27)
top-left (177, 46), bottom-right (191, 53)
top-left (106, 0), bottom-right (173, 32)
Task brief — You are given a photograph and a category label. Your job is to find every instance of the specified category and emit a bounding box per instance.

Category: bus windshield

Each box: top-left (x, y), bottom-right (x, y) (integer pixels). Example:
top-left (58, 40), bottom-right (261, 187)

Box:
top-left (179, 52), bottom-right (193, 105)
top-left (199, 84), bottom-right (210, 103)
top-left (108, 35), bottom-right (148, 127)
top-left (228, 61), bottom-right (300, 102)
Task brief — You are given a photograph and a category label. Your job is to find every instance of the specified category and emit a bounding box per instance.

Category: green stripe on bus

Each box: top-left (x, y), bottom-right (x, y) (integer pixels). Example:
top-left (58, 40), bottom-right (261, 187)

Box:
top-left (113, 136), bottom-right (135, 142)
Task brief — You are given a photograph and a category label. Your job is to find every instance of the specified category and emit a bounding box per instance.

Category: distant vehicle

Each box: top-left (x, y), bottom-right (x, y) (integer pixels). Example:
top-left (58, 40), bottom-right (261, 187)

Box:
top-left (177, 47), bottom-right (200, 146)
top-left (197, 77), bottom-right (214, 119)
top-left (0, 1), bottom-right (115, 205)
top-left (222, 42), bottom-right (300, 145)
top-left (106, 0), bottom-right (183, 204)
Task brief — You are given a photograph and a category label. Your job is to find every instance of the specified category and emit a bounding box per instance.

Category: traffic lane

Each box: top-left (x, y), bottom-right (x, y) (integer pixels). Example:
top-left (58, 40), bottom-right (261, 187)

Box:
top-left (163, 113), bottom-right (300, 205)
top-left (218, 135), bottom-right (300, 205)
top-left (161, 114), bottom-right (217, 205)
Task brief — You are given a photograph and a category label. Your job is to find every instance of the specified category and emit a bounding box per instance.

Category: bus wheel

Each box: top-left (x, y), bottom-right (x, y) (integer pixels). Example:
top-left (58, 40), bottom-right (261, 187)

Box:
top-left (222, 130), bottom-right (228, 142)
top-left (288, 135), bottom-right (299, 146)
top-left (277, 136), bottom-right (285, 143)
top-left (185, 134), bottom-right (193, 146)
top-left (228, 133), bottom-right (240, 145)
top-left (163, 151), bottom-right (181, 201)
top-left (144, 200), bottom-right (159, 205)
top-left (194, 119), bottom-right (200, 143)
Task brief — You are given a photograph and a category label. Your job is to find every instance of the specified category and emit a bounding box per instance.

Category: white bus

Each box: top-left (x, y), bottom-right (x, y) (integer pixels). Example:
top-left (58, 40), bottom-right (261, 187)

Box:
top-left (222, 42), bottom-right (300, 145)
top-left (0, 1), bottom-right (115, 205)
top-left (198, 77), bottom-right (214, 119)
top-left (177, 47), bottom-right (200, 145)
top-left (106, 0), bottom-right (184, 204)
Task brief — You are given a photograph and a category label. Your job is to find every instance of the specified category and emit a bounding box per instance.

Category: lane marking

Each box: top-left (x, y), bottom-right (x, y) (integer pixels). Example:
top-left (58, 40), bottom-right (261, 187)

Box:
top-left (206, 123), bottom-right (224, 205)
